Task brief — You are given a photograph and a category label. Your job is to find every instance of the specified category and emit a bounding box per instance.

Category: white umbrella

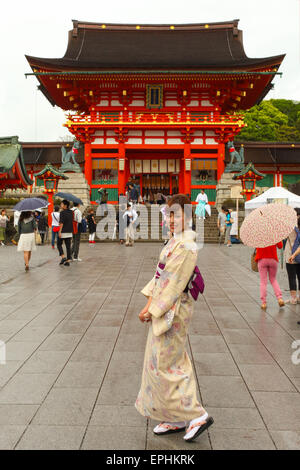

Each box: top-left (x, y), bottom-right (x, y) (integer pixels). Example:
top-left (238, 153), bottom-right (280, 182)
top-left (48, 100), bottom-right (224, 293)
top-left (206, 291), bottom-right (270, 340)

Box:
top-left (245, 187), bottom-right (300, 210)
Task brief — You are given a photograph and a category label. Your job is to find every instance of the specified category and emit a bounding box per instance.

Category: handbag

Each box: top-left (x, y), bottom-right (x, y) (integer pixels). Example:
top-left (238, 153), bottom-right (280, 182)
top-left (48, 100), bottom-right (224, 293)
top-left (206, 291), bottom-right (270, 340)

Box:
top-left (289, 228), bottom-right (300, 263)
top-left (35, 232), bottom-right (42, 245)
top-left (251, 249), bottom-right (258, 272)
top-left (52, 214), bottom-right (60, 232)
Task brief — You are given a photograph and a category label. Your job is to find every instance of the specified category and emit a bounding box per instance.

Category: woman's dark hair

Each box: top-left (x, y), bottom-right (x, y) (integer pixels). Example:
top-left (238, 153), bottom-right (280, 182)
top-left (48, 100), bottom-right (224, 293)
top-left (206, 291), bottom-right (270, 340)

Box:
top-left (19, 211), bottom-right (32, 223)
top-left (62, 199), bottom-right (70, 208)
top-left (54, 205), bottom-right (59, 212)
top-left (167, 193), bottom-right (192, 219)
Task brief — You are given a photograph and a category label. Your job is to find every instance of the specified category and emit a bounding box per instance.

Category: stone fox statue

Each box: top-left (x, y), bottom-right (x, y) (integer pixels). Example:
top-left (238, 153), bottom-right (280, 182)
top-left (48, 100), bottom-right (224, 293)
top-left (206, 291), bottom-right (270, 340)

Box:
top-left (61, 140), bottom-right (80, 165)
top-left (227, 141), bottom-right (244, 165)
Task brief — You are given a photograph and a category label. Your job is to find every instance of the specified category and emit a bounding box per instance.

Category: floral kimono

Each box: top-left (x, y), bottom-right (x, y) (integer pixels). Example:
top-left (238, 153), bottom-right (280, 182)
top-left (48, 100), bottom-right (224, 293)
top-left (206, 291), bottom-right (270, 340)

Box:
top-left (135, 230), bottom-right (206, 422)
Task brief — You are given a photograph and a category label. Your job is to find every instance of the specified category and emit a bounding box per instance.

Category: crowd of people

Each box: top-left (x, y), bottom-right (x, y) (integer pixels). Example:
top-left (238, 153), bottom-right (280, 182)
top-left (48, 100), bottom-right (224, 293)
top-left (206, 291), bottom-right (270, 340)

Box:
top-left (1, 191), bottom-right (300, 313)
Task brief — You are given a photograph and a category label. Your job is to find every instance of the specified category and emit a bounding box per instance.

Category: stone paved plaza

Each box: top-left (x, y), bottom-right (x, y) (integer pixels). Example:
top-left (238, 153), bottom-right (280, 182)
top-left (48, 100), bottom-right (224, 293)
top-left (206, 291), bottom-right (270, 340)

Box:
top-left (0, 242), bottom-right (299, 450)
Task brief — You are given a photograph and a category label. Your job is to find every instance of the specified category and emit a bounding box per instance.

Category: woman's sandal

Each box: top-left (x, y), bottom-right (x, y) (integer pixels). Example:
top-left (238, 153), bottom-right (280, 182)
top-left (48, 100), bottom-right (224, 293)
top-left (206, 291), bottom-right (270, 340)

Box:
top-left (278, 298), bottom-right (285, 307)
top-left (261, 303), bottom-right (267, 310)
top-left (183, 416), bottom-right (214, 442)
top-left (153, 422), bottom-right (186, 435)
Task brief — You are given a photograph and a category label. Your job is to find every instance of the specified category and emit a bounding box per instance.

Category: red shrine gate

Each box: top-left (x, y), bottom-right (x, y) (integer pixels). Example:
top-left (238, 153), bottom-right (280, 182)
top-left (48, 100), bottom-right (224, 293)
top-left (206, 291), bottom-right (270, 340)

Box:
top-left (26, 20), bottom-right (284, 204)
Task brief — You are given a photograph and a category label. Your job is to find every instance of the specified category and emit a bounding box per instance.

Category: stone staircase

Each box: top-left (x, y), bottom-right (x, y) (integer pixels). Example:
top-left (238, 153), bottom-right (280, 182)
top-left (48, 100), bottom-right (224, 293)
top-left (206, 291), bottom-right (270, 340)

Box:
top-left (80, 204), bottom-right (222, 243)
top-left (57, 172), bottom-right (90, 208)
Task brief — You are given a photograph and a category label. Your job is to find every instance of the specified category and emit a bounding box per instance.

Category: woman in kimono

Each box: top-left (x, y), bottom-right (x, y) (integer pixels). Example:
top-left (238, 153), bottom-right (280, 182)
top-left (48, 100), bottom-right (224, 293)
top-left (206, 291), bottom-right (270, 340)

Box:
top-left (135, 194), bottom-right (213, 442)
top-left (195, 189), bottom-right (208, 219)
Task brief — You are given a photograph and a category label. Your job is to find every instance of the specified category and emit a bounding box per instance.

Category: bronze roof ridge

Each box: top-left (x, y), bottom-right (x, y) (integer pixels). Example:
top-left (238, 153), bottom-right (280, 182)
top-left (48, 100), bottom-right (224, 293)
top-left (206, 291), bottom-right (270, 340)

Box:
top-left (71, 19), bottom-right (240, 31)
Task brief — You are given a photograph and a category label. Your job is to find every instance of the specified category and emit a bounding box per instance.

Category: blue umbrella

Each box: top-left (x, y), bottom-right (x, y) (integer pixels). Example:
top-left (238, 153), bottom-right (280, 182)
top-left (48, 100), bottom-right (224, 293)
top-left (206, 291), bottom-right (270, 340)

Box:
top-left (55, 192), bottom-right (83, 205)
top-left (13, 197), bottom-right (49, 212)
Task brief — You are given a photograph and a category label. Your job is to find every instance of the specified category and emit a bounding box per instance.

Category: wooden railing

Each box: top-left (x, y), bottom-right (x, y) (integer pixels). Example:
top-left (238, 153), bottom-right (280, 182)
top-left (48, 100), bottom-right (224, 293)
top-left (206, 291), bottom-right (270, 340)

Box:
top-left (66, 111), bottom-right (244, 126)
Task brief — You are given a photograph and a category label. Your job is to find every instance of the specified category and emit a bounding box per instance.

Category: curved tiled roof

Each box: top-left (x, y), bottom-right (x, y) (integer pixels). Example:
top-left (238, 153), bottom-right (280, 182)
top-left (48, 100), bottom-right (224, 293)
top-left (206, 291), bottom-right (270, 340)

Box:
top-left (0, 137), bottom-right (33, 187)
top-left (26, 19), bottom-right (285, 71)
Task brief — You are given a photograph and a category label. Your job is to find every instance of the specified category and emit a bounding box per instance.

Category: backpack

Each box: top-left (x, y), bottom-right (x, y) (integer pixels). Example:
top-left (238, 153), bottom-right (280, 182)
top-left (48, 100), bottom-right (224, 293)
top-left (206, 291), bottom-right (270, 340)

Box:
top-left (292, 227), bottom-right (300, 263)
top-left (79, 217), bottom-right (87, 233)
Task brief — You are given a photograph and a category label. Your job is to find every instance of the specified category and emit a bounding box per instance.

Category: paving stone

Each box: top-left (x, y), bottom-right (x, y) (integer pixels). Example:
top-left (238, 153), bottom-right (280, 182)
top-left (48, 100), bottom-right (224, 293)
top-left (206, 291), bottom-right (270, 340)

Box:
top-left (0, 320), bottom-right (28, 335)
top-left (252, 392), bottom-right (300, 431)
top-left (70, 341), bottom-right (113, 363)
top-left (54, 362), bottom-right (106, 388)
top-left (97, 372), bottom-right (141, 405)
top-left (210, 428), bottom-right (276, 450)
top-left (83, 326), bottom-right (119, 342)
top-left (32, 388), bottom-right (98, 425)
top-left (82, 425), bottom-right (146, 450)
top-left (5, 342), bottom-right (41, 361)
top-left (39, 334), bottom-right (82, 351)
top-left (206, 407), bottom-right (265, 429)
top-left (221, 328), bottom-right (261, 345)
top-left (0, 404), bottom-right (39, 425)
top-left (92, 315), bottom-right (123, 327)
top-left (199, 376), bottom-right (256, 408)
top-left (189, 335), bottom-right (229, 353)
top-left (269, 430), bottom-right (300, 450)
top-left (90, 404), bottom-right (145, 427)
top-left (193, 353), bottom-right (240, 376)
top-left (0, 361), bottom-right (23, 387)
top-left (11, 326), bottom-right (54, 342)
top-left (228, 344), bottom-right (276, 365)
top-left (0, 374), bottom-right (56, 404)
top-left (56, 320), bottom-right (90, 335)
top-left (20, 350), bottom-right (71, 374)
top-left (16, 425), bottom-right (86, 450)
top-left (0, 425), bottom-right (27, 450)
top-left (239, 364), bottom-right (296, 392)
top-left (114, 333), bottom-right (147, 353)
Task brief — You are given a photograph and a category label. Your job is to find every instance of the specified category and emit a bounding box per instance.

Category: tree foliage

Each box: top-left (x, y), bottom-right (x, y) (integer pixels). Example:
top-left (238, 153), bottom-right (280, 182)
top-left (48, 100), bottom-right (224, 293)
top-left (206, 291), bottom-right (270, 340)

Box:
top-left (236, 99), bottom-right (300, 142)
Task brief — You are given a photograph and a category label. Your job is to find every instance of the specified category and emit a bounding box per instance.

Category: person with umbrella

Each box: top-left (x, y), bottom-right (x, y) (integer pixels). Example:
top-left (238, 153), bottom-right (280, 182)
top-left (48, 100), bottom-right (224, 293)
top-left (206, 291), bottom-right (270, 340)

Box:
top-left (37, 211), bottom-right (48, 244)
top-left (255, 241), bottom-right (285, 310)
top-left (17, 211), bottom-right (37, 271)
top-left (12, 198), bottom-right (48, 271)
top-left (240, 203), bottom-right (297, 310)
top-left (57, 199), bottom-right (73, 266)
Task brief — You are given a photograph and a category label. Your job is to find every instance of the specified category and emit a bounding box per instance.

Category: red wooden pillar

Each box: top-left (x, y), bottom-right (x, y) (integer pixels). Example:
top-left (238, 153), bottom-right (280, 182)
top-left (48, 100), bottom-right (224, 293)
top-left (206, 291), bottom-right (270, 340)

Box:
top-left (183, 142), bottom-right (191, 196)
top-left (118, 142), bottom-right (126, 196)
top-left (47, 192), bottom-right (54, 228)
top-left (217, 143), bottom-right (225, 181)
top-left (84, 143), bottom-right (92, 191)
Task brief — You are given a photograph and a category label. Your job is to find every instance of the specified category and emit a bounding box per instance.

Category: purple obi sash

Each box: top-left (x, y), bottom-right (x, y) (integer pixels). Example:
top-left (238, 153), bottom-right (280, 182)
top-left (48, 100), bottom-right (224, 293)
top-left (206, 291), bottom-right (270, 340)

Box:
top-left (155, 263), bottom-right (204, 300)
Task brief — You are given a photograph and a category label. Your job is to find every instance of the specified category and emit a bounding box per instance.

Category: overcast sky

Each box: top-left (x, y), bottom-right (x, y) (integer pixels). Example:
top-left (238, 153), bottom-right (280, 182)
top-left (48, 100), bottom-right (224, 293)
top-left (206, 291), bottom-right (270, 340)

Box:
top-left (0, 0), bottom-right (299, 141)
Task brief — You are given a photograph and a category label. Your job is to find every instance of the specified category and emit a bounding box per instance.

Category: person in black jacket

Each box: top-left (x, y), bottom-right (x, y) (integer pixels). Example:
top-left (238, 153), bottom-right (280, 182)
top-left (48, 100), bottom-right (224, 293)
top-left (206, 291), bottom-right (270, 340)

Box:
top-left (38, 212), bottom-right (48, 244)
top-left (57, 200), bottom-right (73, 266)
top-left (87, 209), bottom-right (97, 244)
top-left (129, 184), bottom-right (138, 205)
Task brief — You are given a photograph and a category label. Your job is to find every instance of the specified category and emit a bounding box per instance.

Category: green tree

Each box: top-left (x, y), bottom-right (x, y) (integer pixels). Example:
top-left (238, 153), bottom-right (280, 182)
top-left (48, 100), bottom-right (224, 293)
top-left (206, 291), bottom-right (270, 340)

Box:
top-left (237, 101), bottom-right (288, 141)
top-left (270, 99), bottom-right (300, 127)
